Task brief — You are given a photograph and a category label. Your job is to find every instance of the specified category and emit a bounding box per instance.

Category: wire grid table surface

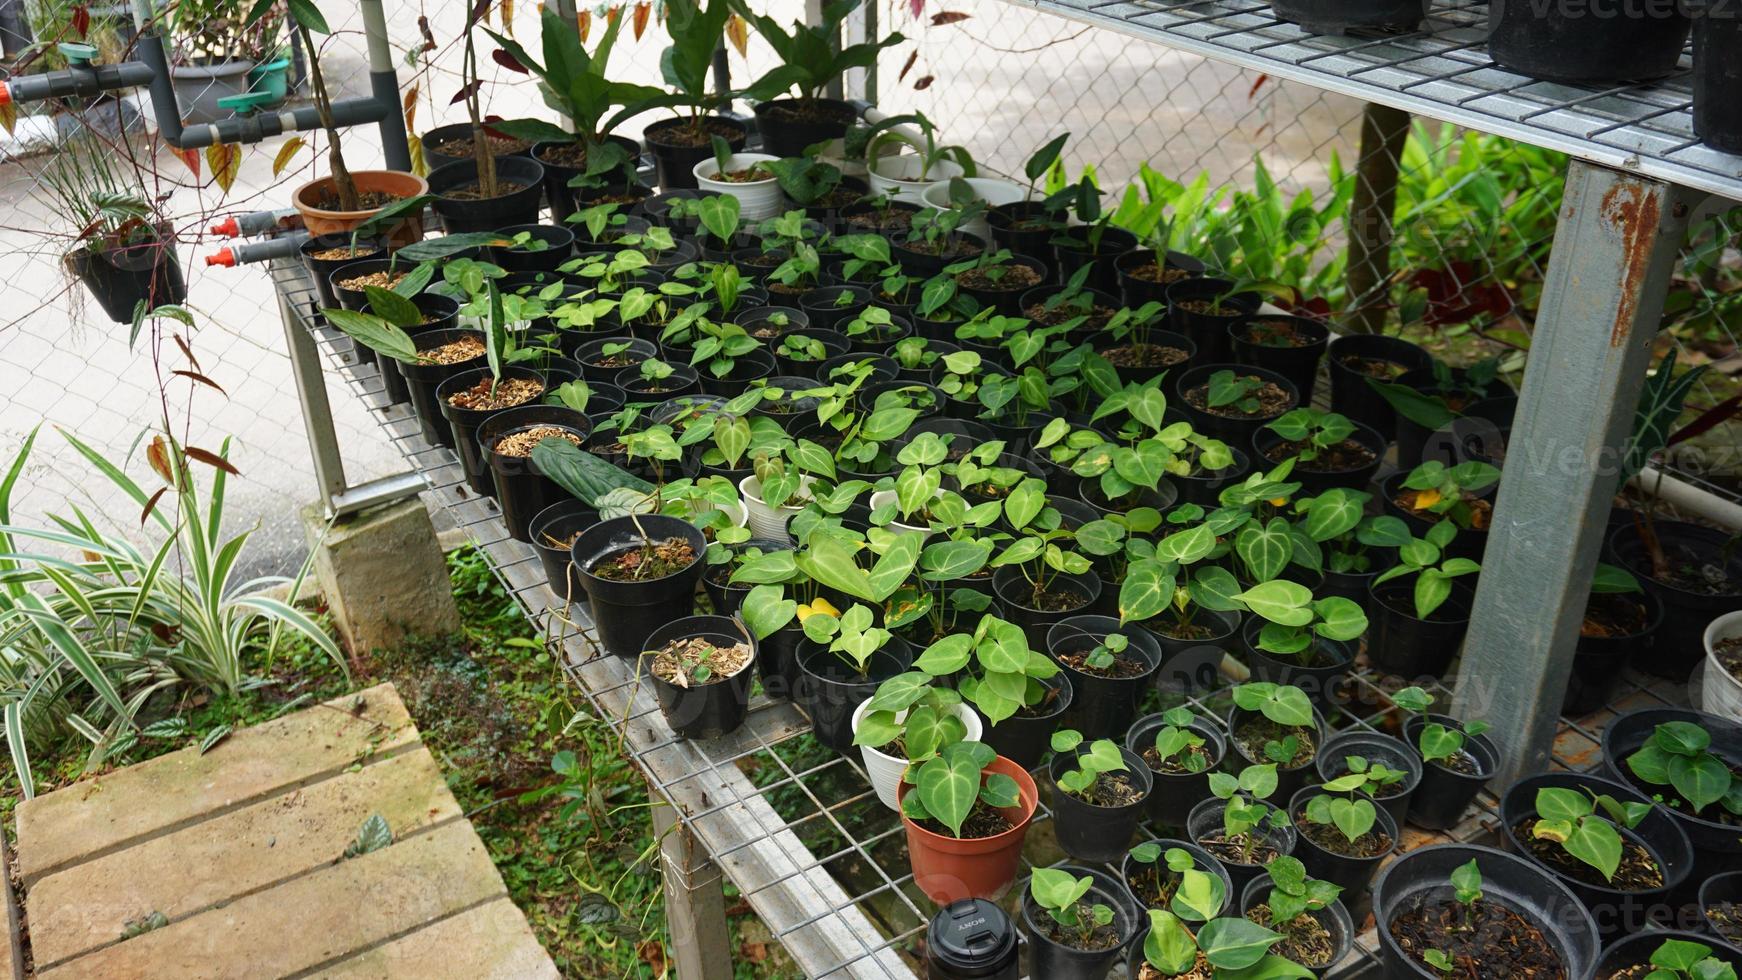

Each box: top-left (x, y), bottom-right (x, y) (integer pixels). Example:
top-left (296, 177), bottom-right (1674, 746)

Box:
top-left (271, 256), bottom-right (1691, 978)
top-left (994, 0), bottom-right (1742, 204)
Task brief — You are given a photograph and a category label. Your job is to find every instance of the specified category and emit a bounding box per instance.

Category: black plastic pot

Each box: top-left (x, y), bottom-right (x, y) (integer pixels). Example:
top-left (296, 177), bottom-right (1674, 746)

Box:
top-left (1487, 0), bottom-right (1690, 84)
top-left (1230, 314), bottom-right (1329, 402)
top-left (478, 405), bottom-right (592, 541)
top-left (892, 232), bottom-right (987, 279)
top-left (696, 348), bottom-right (776, 398)
top-left (1226, 703), bottom-right (1328, 804)
top-left (956, 253), bottom-right (1049, 316)
top-left (1326, 333), bottom-right (1434, 435)
top-left (757, 623), bottom-right (805, 700)
top-left (487, 223), bottom-right (574, 272)
top-left (1610, 520), bottom-right (1742, 680)
top-left (1020, 865), bottom-right (1141, 980)
top-left (1273, 0), bottom-right (1425, 33)
top-left (1404, 713), bottom-right (1497, 831)
top-left (1187, 796), bottom-right (1298, 897)
top-left (1600, 930), bottom-right (1742, 980)
top-left (528, 500), bottom-right (598, 607)
top-left (643, 115), bottom-right (747, 191)
top-left (1239, 619), bottom-right (1353, 711)
top-left (1113, 248), bottom-right (1204, 307)
top-left (1049, 746), bottom-right (1153, 864)
top-left (400, 328), bottom-right (487, 447)
top-left (615, 361), bottom-right (701, 401)
top-left (1251, 420), bottom-right (1385, 496)
top-left (71, 232), bottom-right (188, 325)
top-left (531, 135), bottom-right (641, 222)
top-left (1316, 730), bottom-right (1423, 833)
top-left (1119, 839), bottom-right (1233, 920)
top-left (427, 156), bottom-right (547, 233)
top-left (771, 328), bottom-right (849, 380)
top-left (982, 673), bottom-right (1072, 772)
top-left (644, 615), bottom-right (756, 740)
top-left (740, 304), bottom-right (810, 338)
top-left (1701, 871), bottom-right (1742, 943)
top-left (1126, 712), bottom-right (1224, 828)
top-left (1367, 577), bottom-right (1473, 681)
top-left (437, 365), bottom-right (546, 495)
top-left (1289, 784), bottom-right (1398, 912)
top-left (1166, 278), bottom-right (1259, 363)
top-left (746, 375), bottom-right (823, 434)
top-left (300, 235), bottom-right (383, 311)
top-left (1602, 708), bottom-right (1742, 881)
top-left (794, 641), bottom-right (912, 752)
top-left (1238, 873), bottom-right (1354, 978)
top-left (752, 97), bottom-right (856, 157)
top-left (992, 568), bottom-right (1100, 650)
top-left (572, 515), bottom-right (706, 658)
top-left (1692, 1), bottom-right (1742, 153)
top-left (1052, 226), bottom-right (1138, 295)
top-left (1564, 586), bottom-right (1663, 715)
top-left (702, 539), bottom-right (789, 617)
top-left (888, 339), bottom-right (962, 385)
top-left (421, 123), bottom-right (534, 168)
top-left (1379, 472), bottom-right (1489, 564)
top-left (1172, 444), bottom-right (1252, 509)
top-left (1135, 607), bottom-right (1244, 695)
top-left (820, 352), bottom-right (897, 387)
top-left (1044, 616), bottom-right (1163, 740)
top-left (372, 293), bottom-right (463, 408)
top-left (1172, 362), bottom-right (1300, 446)
top-left (574, 336), bottom-right (655, 384)
top-left (1374, 843), bottom-right (1601, 980)
top-left (986, 202), bottom-right (1058, 263)
top-left (1499, 771), bottom-right (1693, 939)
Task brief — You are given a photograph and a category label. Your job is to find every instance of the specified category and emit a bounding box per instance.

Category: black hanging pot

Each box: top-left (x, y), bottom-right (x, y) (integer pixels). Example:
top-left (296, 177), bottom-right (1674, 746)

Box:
top-left (1114, 248), bottom-right (1204, 307)
top-left (1564, 586), bottom-right (1662, 715)
top-left (794, 640), bottom-right (912, 752)
top-left (1020, 864), bottom-right (1141, 980)
top-left (1366, 578), bottom-right (1474, 680)
top-left (478, 405), bottom-right (593, 542)
top-left (1187, 796), bottom-right (1298, 896)
top-left (1126, 712), bottom-right (1225, 828)
top-left (1404, 712), bottom-right (1497, 831)
top-left (1230, 314), bottom-right (1329, 404)
top-left (1272, 0), bottom-right (1426, 33)
top-left (1049, 745), bottom-right (1154, 864)
top-left (427, 156), bottom-right (548, 233)
top-left (69, 231), bottom-right (189, 325)
top-left (487, 223), bottom-right (575, 272)
top-left (1167, 277), bottom-right (1259, 362)
top-left (980, 673), bottom-right (1073, 772)
top-left (1487, 0), bottom-right (1691, 84)
top-left (1238, 618), bottom-right (1353, 711)
top-left (571, 514), bottom-right (706, 658)
top-left (1326, 333), bottom-right (1434, 435)
top-left (1172, 362), bottom-right (1300, 445)
top-left (1315, 730), bottom-right (1423, 832)
top-left (751, 97), bottom-right (857, 158)
top-left (1610, 520), bottom-right (1742, 680)
top-left (1238, 872), bottom-right (1355, 978)
top-left (436, 366), bottom-right (547, 495)
top-left (1044, 616), bottom-right (1163, 739)
top-left (1250, 419), bottom-right (1386, 496)
top-left (300, 234), bottom-right (383, 311)
top-left (643, 615), bottom-right (757, 740)
top-left (1601, 707), bottom-right (1742, 881)
top-left (642, 115), bottom-right (747, 191)
top-left (528, 499), bottom-right (598, 609)
top-left (531, 135), bottom-right (642, 222)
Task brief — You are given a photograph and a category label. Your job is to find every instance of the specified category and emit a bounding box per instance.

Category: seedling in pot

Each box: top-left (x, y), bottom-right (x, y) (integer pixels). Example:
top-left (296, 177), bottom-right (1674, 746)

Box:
top-left (1627, 939), bottom-right (1739, 980)
top-left (989, 475), bottom-right (1095, 609)
top-left (1247, 854), bottom-right (1344, 969)
top-left (764, 157), bottom-right (845, 207)
top-left (1145, 707), bottom-right (1213, 775)
top-left (917, 611), bottom-right (1060, 725)
top-left (1234, 580), bottom-right (1367, 666)
top-left (1626, 720), bottom-right (1742, 820)
top-left (1367, 357), bottom-right (1504, 432)
top-left (1051, 730), bottom-right (1139, 806)
top-left (1138, 909), bottom-right (1307, 979)
top-left (899, 740), bottom-right (1023, 838)
top-left (1525, 786), bottom-right (1653, 883)
top-left (1386, 859), bottom-right (1566, 979)
top-left (1018, 132), bottom-right (1069, 205)
top-left (647, 633), bottom-right (751, 689)
top-left (1321, 755), bottom-right (1407, 799)
top-left (854, 637), bottom-right (972, 763)
top-left (1264, 408), bottom-right (1371, 470)
top-left (1371, 524), bottom-right (1480, 620)
top-left (1300, 792), bottom-right (1383, 854)
top-left (1029, 867), bottom-right (1118, 950)
top-left (800, 602), bottom-right (892, 680)
top-left (1292, 489), bottom-right (1411, 575)
top-left (1393, 686), bottom-right (1491, 776)
top-left (1230, 682), bottom-right (1317, 769)
top-left (1205, 764), bottom-right (1286, 866)
top-left (1127, 843), bottom-right (1227, 920)
top-left (1397, 460), bottom-right (1499, 533)
top-left (1207, 370), bottom-right (1269, 416)
top-left (1101, 301), bottom-right (1190, 369)
top-left (844, 306), bottom-right (901, 343)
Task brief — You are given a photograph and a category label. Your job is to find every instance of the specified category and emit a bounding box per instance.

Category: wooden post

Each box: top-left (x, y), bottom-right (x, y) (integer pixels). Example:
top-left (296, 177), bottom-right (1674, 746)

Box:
top-left (1345, 103), bottom-right (1411, 334)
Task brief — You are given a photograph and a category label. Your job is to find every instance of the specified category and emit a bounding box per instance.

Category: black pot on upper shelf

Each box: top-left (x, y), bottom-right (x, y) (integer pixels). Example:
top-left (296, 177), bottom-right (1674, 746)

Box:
top-left (1126, 712), bottom-right (1225, 829)
top-left (1114, 248), bottom-right (1205, 307)
top-left (531, 135), bottom-right (642, 222)
top-left (1564, 586), bottom-right (1662, 716)
top-left (1316, 730), bottom-right (1423, 832)
top-left (1288, 784), bottom-right (1399, 914)
top-left (1250, 419), bottom-right (1387, 496)
top-left (1052, 225), bottom-right (1138, 294)
top-left (794, 640), bottom-right (912, 753)
top-left (487, 223), bottom-right (574, 273)
top-left (1020, 864), bottom-right (1142, 980)
top-left (981, 673), bottom-right (1073, 772)
top-left (1610, 520), bottom-right (1742, 680)
top-left (1238, 619), bottom-right (1353, 711)
top-left (1044, 616), bottom-right (1163, 740)
top-left (1230, 314), bottom-right (1329, 402)
top-left (1048, 745), bottom-right (1154, 864)
top-left (427, 157), bottom-right (548, 233)
top-left (1225, 702), bottom-right (1328, 804)
top-left (1367, 578), bottom-right (1474, 681)
top-left (1691, 0), bottom-right (1742, 153)
top-left (478, 405), bottom-right (593, 542)
top-left (437, 365), bottom-right (547, 495)
top-left (1167, 278), bottom-right (1260, 362)
top-left (1487, 0), bottom-right (1691, 84)
top-left (421, 123), bottom-right (533, 169)
top-left (992, 567), bottom-right (1101, 651)
top-left (1172, 363), bottom-right (1300, 446)
top-left (643, 615), bottom-right (756, 740)
top-left (1602, 707), bottom-right (1742, 882)
top-left (1272, 0), bottom-right (1426, 34)
top-left (528, 500), bottom-right (598, 607)
top-left (1326, 333), bottom-right (1434, 435)
top-left (1187, 797), bottom-right (1298, 897)
top-left (1374, 843), bottom-right (1601, 980)
top-left (1238, 872), bottom-right (1355, 978)
top-left (752, 97), bottom-right (857, 158)
top-left (1499, 770), bottom-right (1694, 940)
top-left (571, 515), bottom-right (706, 659)
top-left (1404, 712), bottom-right (1497, 831)
top-left (643, 115), bottom-right (747, 191)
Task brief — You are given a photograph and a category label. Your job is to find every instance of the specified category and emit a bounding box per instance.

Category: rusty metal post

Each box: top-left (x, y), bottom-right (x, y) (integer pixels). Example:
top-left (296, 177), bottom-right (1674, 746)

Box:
top-left (1452, 161), bottom-right (1700, 784)
top-left (1345, 103), bottom-right (1411, 334)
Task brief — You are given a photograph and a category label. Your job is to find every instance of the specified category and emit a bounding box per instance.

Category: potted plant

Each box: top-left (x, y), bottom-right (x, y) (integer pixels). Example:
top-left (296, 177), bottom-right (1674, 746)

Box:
top-left (1127, 907), bottom-right (1312, 980)
top-left (44, 136), bottom-right (187, 322)
top-left (166, 0), bottom-right (280, 123)
top-left (1393, 687), bottom-right (1497, 831)
top-left (1705, 610), bottom-right (1742, 719)
top-left (425, 10), bottom-right (547, 233)
top-left (643, 614), bottom-right (757, 739)
top-left (1167, 278), bottom-right (1260, 362)
top-left (850, 634), bottom-right (984, 810)
top-left (642, 0), bottom-right (745, 190)
top-left (1381, 460), bottom-right (1498, 562)
top-left (1126, 707), bottom-right (1224, 828)
top-left (934, 609), bottom-right (1075, 772)
top-left (1314, 732), bottom-right (1422, 831)
top-left (1120, 840), bottom-right (1233, 922)
top-left (1325, 332), bottom-right (1433, 435)
top-left (1238, 856), bottom-right (1354, 976)
top-left (1044, 616), bottom-right (1162, 739)
top-left (765, 157), bottom-right (865, 228)
top-left (1702, 873), bottom-right (1742, 947)
top-left (1567, 563), bottom-right (1661, 715)
top-left (1292, 489), bottom-right (1410, 615)
top-left (1226, 682), bottom-right (1325, 803)
top-left (1234, 580), bottom-right (1366, 711)
top-left (1049, 176), bottom-right (1138, 294)
top-left (1230, 313), bottom-right (1329, 402)
top-left (989, 479), bottom-right (1102, 646)
top-left (731, 0), bottom-right (898, 157)
top-left (1021, 866), bottom-right (1143, 980)
top-left (1048, 730), bottom-right (1153, 863)
top-left (1252, 408), bottom-right (1385, 496)
top-left (478, 407), bottom-right (593, 541)
top-left (858, 112), bottom-right (976, 204)
top-left (1287, 784), bottom-right (1398, 902)
top-left (1601, 709), bottom-right (1742, 881)
top-left (986, 133), bottom-right (1071, 257)
top-left (897, 741), bottom-right (1037, 903)
top-left (1187, 763), bottom-right (1297, 895)
top-left (1366, 523), bottom-right (1479, 678)
top-left (571, 512), bottom-right (706, 658)
top-left (794, 601), bottom-right (912, 751)
top-left (1374, 847), bottom-right (1601, 979)
top-left (1097, 302), bottom-right (1196, 386)
top-left (1173, 365), bottom-right (1300, 446)
top-left (694, 140), bottom-right (784, 223)
top-left (1596, 934), bottom-right (1742, 980)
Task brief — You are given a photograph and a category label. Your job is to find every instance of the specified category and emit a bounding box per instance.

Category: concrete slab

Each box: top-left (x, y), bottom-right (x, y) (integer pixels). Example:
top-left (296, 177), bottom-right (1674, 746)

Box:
top-left (16, 683), bottom-right (416, 885)
top-left (310, 898), bottom-right (560, 980)
top-left (27, 747), bottom-right (462, 969)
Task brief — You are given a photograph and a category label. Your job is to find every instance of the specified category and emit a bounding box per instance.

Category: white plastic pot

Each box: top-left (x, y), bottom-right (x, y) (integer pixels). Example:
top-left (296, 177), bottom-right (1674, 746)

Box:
top-left (868, 489), bottom-right (935, 541)
top-left (868, 155), bottom-right (966, 205)
top-left (738, 473), bottom-right (813, 544)
top-left (852, 696), bottom-right (983, 810)
top-left (693, 153), bottom-right (783, 222)
top-left (1702, 610), bottom-right (1742, 720)
top-left (919, 177), bottom-right (1026, 242)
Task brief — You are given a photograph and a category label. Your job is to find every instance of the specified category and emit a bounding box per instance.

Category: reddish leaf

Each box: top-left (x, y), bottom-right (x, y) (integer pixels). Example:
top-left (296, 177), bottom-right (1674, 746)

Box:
top-left (491, 47), bottom-right (528, 73)
top-left (468, 0), bottom-right (491, 26)
top-left (146, 435), bottom-right (177, 487)
top-left (930, 10), bottom-right (970, 24)
top-left (173, 334), bottom-right (201, 371)
top-left (913, 75), bottom-right (934, 90)
top-left (1248, 73), bottom-right (1271, 100)
top-left (450, 79), bottom-right (483, 105)
top-left (140, 487), bottom-right (168, 527)
top-left (907, 0), bottom-right (923, 18)
top-left (173, 369), bottom-right (227, 395)
top-left (897, 49), bottom-right (918, 82)
top-left (173, 145), bottom-right (201, 179)
top-left (71, 3), bottom-right (89, 37)
top-left (417, 14), bottom-right (437, 51)
top-left (577, 9), bottom-right (590, 41)
top-left (1669, 395), bottom-right (1742, 446)
top-left (631, 1), bottom-right (650, 39)
top-left (184, 446), bottom-right (240, 476)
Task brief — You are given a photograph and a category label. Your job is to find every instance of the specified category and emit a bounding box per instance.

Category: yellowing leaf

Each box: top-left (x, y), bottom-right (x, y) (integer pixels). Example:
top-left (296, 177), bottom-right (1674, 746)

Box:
top-left (272, 136), bottom-right (305, 177)
top-left (0, 100), bottom-right (16, 136)
top-left (402, 83), bottom-right (419, 134)
top-left (173, 145), bottom-right (201, 179)
top-left (577, 8), bottom-right (590, 41)
top-left (725, 14), bottom-right (749, 58)
top-left (206, 143), bottom-right (239, 193)
top-left (408, 136), bottom-right (428, 178)
top-left (1412, 488), bottom-right (1442, 510)
top-left (500, 0), bottom-right (513, 34)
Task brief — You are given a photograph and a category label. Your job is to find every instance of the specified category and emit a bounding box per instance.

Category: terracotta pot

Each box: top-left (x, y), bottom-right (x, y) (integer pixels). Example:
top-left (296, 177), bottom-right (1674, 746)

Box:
top-left (291, 170), bottom-right (429, 246)
top-left (899, 756), bottom-right (1038, 903)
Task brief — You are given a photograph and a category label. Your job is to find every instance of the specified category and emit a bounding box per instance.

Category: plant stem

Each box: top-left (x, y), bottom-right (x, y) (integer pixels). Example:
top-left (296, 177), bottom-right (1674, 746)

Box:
top-left (300, 25), bottom-right (358, 211)
top-left (463, 25), bottom-right (498, 199)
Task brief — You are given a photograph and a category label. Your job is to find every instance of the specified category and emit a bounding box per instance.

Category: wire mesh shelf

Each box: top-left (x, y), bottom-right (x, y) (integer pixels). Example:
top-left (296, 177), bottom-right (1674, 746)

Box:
top-left (993, 0), bottom-right (1742, 203)
top-left (270, 256), bottom-right (1691, 978)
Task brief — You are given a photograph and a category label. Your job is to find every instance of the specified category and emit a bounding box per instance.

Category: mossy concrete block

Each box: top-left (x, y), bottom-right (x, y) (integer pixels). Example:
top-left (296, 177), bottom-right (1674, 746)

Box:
top-left (310, 898), bottom-right (559, 979)
top-left (301, 498), bottom-right (461, 654)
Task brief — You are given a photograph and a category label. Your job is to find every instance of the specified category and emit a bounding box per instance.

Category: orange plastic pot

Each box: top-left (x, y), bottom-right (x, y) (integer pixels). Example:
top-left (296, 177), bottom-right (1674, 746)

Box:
top-left (898, 756), bottom-right (1037, 904)
top-left (291, 170), bottom-right (429, 246)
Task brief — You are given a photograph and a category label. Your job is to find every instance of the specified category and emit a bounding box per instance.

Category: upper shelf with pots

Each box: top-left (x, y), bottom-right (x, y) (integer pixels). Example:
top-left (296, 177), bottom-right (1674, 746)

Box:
top-left (997, 0), bottom-right (1742, 202)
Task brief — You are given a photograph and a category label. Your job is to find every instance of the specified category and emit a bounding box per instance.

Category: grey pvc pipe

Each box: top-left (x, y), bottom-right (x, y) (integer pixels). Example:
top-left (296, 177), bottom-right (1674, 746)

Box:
top-left (4, 60), bottom-right (154, 101)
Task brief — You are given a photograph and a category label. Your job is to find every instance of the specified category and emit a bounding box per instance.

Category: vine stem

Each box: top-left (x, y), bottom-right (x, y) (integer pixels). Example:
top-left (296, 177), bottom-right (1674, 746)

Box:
top-left (300, 24), bottom-right (358, 211)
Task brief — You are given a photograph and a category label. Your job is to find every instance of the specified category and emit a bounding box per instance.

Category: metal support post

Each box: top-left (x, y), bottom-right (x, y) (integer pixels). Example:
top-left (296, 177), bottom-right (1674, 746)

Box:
top-left (652, 796), bottom-right (733, 980)
top-left (1345, 102), bottom-right (1410, 334)
top-left (1452, 161), bottom-right (1700, 784)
